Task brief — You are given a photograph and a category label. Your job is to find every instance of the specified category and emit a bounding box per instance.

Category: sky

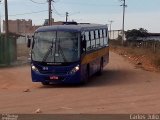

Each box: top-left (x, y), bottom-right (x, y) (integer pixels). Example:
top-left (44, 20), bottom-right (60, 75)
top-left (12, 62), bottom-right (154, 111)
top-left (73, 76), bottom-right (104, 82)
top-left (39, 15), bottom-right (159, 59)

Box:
top-left (0, 0), bottom-right (160, 32)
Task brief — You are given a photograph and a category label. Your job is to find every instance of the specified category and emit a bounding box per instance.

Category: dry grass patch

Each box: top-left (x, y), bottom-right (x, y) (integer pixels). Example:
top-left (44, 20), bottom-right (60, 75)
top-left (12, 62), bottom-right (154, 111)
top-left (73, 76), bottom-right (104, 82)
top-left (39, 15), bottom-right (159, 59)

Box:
top-left (110, 45), bottom-right (160, 72)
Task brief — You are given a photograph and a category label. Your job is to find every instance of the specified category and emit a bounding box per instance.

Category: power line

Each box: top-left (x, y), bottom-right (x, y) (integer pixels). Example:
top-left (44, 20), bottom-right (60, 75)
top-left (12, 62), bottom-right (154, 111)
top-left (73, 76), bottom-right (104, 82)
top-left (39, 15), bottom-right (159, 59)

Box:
top-left (29, 0), bottom-right (47, 4)
top-left (8, 10), bottom-right (48, 17)
top-left (68, 11), bottom-right (80, 16)
top-left (52, 3), bottom-right (80, 17)
top-left (58, 1), bottom-right (119, 7)
top-left (54, 0), bottom-right (60, 3)
top-left (51, 3), bottom-right (65, 17)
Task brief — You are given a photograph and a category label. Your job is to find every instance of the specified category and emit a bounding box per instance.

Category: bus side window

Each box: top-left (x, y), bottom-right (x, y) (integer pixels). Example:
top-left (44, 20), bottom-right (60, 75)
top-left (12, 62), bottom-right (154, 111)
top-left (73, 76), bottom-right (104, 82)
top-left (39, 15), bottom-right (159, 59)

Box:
top-left (94, 31), bottom-right (96, 47)
top-left (103, 29), bottom-right (108, 45)
top-left (100, 29), bottom-right (104, 47)
top-left (90, 31), bottom-right (95, 49)
top-left (81, 34), bottom-right (86, 53)
top-left (95, 30), bottom-right (100, 48)
top-left (85, 31), bottom-right (91, 51)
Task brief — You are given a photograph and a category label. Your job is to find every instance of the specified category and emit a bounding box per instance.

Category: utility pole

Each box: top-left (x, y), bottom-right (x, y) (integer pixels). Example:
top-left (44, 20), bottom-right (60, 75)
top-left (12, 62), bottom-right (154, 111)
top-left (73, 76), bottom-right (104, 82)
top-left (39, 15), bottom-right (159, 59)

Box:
top-left (66, 12), bottom-right (69, 22)
top-left (5, 0), bottom-right (8, 40)
top-left (0, 0), bottom-right (1, 35)
top-left (4, 0), bottom-right (9, 65)
top-left (120, 0), bottom-right (127, 45)
top-left (108, 20), bottom-right (114, 39)
top-left (48, 0), bottom-right (53, 26)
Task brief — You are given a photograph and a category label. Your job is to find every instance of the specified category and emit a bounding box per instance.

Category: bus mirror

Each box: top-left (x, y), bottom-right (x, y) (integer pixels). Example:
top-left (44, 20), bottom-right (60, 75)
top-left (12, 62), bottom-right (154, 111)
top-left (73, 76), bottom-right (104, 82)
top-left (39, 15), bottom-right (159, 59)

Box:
top-left (32, 36), bottom-right (35, 49)
top-left (27, 38), bottom-right (31, 48)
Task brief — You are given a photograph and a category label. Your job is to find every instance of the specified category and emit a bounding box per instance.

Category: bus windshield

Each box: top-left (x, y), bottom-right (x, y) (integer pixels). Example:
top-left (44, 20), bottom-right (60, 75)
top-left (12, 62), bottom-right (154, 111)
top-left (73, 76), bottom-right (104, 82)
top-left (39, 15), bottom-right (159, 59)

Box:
top-left (32, 31), bottom-right (79, 63)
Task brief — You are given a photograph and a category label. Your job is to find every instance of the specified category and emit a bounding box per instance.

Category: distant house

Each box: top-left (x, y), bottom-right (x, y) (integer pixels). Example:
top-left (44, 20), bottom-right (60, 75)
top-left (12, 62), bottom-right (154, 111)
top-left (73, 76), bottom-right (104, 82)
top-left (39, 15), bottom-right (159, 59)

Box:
top-left (3, 19), bottom-right (42, 45)
top-left (3, 19), bottom-right (41, 35)
top-left (43, 19), bottom-right (55, 26)
top-left (109, 30), bottom-right (122, 39)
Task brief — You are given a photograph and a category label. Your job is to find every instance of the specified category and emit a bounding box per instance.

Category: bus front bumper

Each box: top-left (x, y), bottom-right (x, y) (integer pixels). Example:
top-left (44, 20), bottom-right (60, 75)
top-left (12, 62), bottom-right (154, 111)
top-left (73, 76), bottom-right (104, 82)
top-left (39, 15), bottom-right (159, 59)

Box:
top-left (31, 71), bottom-right (81, 84)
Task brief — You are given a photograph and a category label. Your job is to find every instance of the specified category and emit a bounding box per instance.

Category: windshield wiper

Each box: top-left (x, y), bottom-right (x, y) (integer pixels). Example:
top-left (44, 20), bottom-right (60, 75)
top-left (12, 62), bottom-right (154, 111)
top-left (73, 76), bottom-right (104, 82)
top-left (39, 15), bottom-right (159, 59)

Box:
top-left (42, 38), bottom-right (67, 63)
top-left (42, 39), bottom-right (54, 62)
top-left (54, 39), bottom-right (67, 62)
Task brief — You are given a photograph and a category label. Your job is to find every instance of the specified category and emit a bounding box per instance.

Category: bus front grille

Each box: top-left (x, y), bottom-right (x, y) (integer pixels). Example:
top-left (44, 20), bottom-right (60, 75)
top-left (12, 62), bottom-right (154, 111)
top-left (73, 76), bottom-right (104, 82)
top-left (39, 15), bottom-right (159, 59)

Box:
top-left (39, 70), bottom-right (68, 75)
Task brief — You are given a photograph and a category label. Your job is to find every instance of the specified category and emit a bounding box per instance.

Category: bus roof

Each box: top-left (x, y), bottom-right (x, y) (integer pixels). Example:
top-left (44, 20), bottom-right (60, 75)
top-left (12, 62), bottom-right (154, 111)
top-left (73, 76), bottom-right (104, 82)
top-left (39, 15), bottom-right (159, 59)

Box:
top-left (36, 24), bottom-right (108, 33)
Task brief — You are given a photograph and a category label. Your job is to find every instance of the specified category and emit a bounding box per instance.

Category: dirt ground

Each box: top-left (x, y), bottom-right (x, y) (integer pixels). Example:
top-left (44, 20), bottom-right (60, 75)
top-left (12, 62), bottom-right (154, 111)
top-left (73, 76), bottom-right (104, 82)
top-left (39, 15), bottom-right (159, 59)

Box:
top-left (0, 52), bottom-right (160, 114)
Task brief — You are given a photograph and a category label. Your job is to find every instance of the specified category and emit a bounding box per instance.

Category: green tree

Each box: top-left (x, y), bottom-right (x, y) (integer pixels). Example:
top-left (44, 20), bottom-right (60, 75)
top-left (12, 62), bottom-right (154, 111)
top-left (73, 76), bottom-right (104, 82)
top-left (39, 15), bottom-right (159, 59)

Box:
top-left (125, 28), bottom-right (149, 41)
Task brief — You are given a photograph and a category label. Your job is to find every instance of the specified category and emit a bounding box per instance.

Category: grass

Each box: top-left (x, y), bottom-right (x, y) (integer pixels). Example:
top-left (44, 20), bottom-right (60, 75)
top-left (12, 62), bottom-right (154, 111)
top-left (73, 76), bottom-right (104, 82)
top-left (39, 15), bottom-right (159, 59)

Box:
top-left (110, 40), bottom-right (160, 72)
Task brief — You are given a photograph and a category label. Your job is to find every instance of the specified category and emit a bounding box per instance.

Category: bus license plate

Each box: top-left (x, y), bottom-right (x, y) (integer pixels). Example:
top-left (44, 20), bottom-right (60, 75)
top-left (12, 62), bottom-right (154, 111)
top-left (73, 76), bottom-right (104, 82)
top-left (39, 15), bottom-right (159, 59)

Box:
top-left (50, 76), bottom-right (59, 80)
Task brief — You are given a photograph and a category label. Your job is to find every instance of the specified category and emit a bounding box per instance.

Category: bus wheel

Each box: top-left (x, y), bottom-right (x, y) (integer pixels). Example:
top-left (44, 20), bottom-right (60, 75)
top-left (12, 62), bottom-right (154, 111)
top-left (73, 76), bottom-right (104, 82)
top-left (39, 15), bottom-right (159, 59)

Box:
top-left (97, 59), bottom-right (103, 75)
top-left (81, 66), bottom-right (89, 85)
top-left (41, 82), bottom-right (50, 85)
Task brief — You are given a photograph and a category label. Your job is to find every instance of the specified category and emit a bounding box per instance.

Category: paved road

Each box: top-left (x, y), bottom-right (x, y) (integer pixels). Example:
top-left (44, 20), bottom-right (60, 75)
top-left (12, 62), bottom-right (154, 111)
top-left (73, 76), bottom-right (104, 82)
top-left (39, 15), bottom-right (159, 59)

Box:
top-left (0, 52), bottom-right (160, 114)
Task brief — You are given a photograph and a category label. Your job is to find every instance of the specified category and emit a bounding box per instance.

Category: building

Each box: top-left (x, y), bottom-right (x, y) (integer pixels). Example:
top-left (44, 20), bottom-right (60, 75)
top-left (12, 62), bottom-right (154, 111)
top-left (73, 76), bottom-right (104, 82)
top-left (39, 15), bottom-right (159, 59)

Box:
top-left (43, 19), bottom-right (55, 26)
top-left (3, 19), bottom-right (80, 36)
top-left (109, 30), bottom-right (122, 40)
top-left (3, 19), bottom-right (41, 35)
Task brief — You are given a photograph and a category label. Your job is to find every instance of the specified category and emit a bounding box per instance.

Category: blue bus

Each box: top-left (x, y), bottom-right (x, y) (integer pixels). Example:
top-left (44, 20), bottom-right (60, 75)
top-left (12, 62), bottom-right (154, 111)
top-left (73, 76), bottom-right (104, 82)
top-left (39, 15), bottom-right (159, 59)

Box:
top-left (28, 23), bottom-right (109, 85)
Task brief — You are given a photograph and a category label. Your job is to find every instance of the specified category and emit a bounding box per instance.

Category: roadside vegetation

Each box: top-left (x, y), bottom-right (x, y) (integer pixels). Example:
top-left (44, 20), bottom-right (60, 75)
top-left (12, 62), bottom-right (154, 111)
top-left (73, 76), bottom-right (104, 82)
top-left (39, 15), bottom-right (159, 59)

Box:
top-left (110, 28), bottom-right (160, 72)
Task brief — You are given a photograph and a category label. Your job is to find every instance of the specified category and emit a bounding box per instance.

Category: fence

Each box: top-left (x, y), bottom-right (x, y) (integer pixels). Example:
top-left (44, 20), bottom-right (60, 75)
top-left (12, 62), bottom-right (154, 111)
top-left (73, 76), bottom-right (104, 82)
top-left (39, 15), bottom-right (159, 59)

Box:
top-left (0, 35), bottom-right (30, 66)
top-left (110, 39), bottom-right (160, 53)
top-left (125, 40), bottom-right (160, 53)
top-left (0, 35), bottom-right (17, 66)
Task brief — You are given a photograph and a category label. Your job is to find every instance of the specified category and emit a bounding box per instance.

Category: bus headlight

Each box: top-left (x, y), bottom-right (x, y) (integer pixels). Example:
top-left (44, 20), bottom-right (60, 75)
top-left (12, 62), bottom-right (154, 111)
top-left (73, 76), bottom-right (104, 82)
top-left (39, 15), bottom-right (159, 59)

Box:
top-left (31, 65), bottom-right (39, 72)
top-left (70, 65), bottom-right (79, 74)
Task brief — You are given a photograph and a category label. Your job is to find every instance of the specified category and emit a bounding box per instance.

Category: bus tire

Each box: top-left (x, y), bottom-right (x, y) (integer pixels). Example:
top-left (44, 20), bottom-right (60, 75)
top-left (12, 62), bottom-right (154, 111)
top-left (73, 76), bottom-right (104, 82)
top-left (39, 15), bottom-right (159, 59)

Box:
top-left (81, 65), bottom-right (90, 85)
top-left (41, 81), bottom-right (50, 85)
top-left (97, 59), bottom-right (103, 76)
